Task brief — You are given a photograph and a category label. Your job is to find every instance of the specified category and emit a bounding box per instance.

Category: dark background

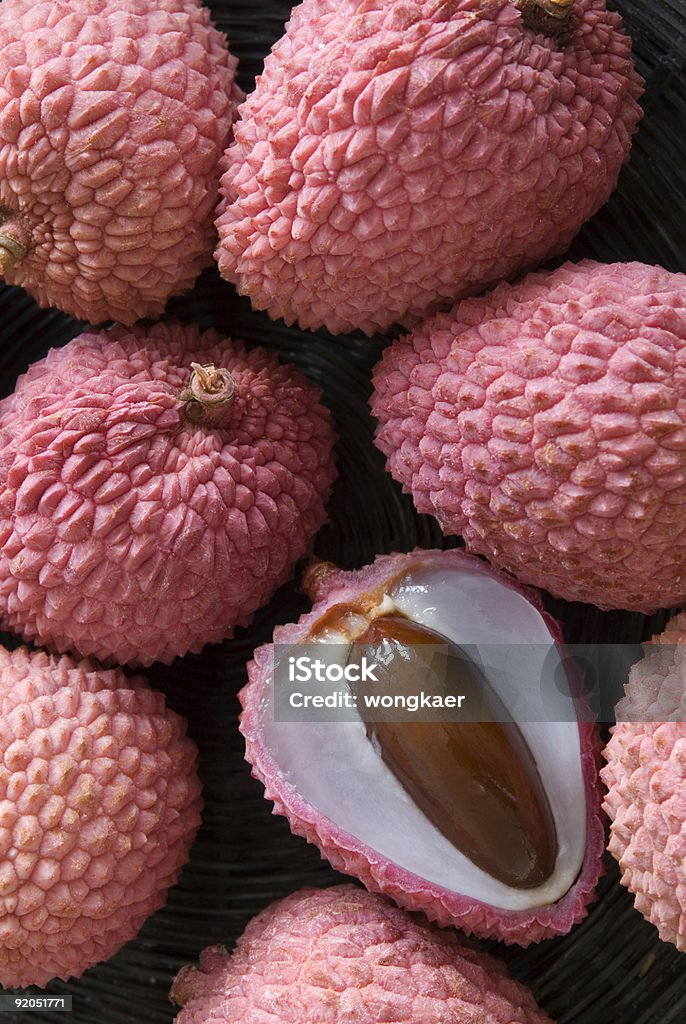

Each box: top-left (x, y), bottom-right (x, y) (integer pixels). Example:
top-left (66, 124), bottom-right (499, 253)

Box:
top-left (1, 0), bottom-right (686, 1021)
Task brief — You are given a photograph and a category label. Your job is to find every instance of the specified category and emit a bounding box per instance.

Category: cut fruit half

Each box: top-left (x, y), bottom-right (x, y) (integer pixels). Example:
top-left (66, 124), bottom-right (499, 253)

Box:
top-left (239, 549), bottom-right (604, 944)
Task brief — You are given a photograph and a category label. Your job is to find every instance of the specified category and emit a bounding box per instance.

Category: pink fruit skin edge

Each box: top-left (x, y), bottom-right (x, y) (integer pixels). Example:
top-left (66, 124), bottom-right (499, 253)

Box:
top-left (239, 548), bottom-right (606, 945)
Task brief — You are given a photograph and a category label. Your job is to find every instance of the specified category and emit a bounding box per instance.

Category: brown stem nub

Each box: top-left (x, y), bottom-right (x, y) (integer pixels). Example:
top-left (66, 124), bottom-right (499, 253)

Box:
top-left (0, 233), bottom-right (27, 274)
top-left (180, 362), bottom-right (236, 426)
top-left (0, 210), bottom-right (30, 274)
top-left (301, 558), bottom-right (340, 602)
top-left (532, 0), bottom-right (574, 16)
top-left (518, 0), bottom-right (575, 35)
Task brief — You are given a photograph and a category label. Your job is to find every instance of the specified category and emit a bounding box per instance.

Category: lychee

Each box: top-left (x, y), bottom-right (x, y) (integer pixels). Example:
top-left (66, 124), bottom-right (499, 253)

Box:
top-left (239, 549), bottom-right (604, 945)
top-left (170, 885), bottom-right (555, 1024)
top-left (0, 321), bottom-right (337, 667)
top-left (650, 611), bottom-right (686, 648)
top-left (215, 0), bottom-right (642, 336)
top-left (0, 643), bottom-right (202, 989)
top-left (0, 0), bottom-right (241, 325)
top-left (371, 260), bottom-right (686, 613)
top-left (601, 619), bottom-right (686, 952)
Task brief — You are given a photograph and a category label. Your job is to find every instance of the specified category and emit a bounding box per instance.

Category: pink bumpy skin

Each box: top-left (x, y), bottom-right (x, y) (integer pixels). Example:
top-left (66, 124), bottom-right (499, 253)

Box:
top-left (239, 549), bottom-right (605, 945)
top-left (170, 885), bottom-right (555, 1024)
top-left (0, 322), bottom-right (337, 667)
top-left (601, 619), bottom-right (686, 951)
top-left (0, 0), bottom-right (241, 325)
top-left (372, 260), bottom-right (686, 613)
top-left (651, 610), bottom-right (686, 648)
top-left (215, 0), bottom-right (643, 336)
top-left (0, 644), bottom-right (202, 989)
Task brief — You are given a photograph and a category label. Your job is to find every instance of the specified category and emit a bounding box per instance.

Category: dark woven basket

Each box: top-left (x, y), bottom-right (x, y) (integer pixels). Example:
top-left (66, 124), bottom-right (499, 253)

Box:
top-left (1, 1), bottom-right (685, 1021)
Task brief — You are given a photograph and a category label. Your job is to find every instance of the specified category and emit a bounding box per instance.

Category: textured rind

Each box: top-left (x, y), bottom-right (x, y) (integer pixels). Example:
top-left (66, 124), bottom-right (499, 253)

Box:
top-left (215, 0), bottom-right (643, 336)
top-left (602, 725), bottom-right (686, 950)
top-left (239, 549), bottom-right (605, 945)
top-left (651, 611), bottom-right (686, 648)
top-left (0, 0), bottom-right (241, 325)
top-left (170, 885), bottom-right (555, 1023)
top-left (615, 626), bottom-right (686, 723)
top-left (601, 618), bottom-right (686, 951)
top-left (371, 260), bottom-right (686, 613)
top-left (0, 644), bottom-right (202, 989)
top-left (0, 321), bottom-right (337, 667)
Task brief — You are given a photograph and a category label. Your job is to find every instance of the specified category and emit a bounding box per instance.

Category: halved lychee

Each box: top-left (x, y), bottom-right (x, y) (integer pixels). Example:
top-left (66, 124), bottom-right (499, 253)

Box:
top-left (239, 548), bottom-right (604, 945)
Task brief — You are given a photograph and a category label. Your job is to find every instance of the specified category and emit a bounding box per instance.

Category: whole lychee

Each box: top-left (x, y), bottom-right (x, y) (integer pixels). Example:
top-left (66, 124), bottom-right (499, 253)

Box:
top-left (371, 260), bottom-right (686, 613)
top-left (0, 643), bottom-right (202, 989)
top-left (170, 885), bottom-right (555, 1024)
top-left (240, 549), bottom-right (604, 945)
top-left (0, 322), bottom-right (337, 667)
top-left (601, 620), bottom-right (686, 952)
top-left (215, 0), bottom-right (643, 336)
top-left (0, 0), bottom-right (241, 325)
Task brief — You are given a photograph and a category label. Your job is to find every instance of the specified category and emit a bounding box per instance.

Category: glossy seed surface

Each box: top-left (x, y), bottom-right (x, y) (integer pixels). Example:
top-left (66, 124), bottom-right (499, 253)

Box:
top-left (355, 616), bottom-right (558, 889)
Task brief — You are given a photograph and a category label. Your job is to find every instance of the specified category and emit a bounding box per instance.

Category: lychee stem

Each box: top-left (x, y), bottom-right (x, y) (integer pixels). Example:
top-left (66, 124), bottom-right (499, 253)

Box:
top-left (301, 558), bottom-right (340, 601)
top-left (518, 0), bottom-right (574, 34)
top-left (532, 0), bottom-right (573, 16)
top-left (0, 210), bottom-right (30, 274)
top-left (0, 233), bottom-right (27, 274)
top-left (180, 362), bottom-right (236, 426)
